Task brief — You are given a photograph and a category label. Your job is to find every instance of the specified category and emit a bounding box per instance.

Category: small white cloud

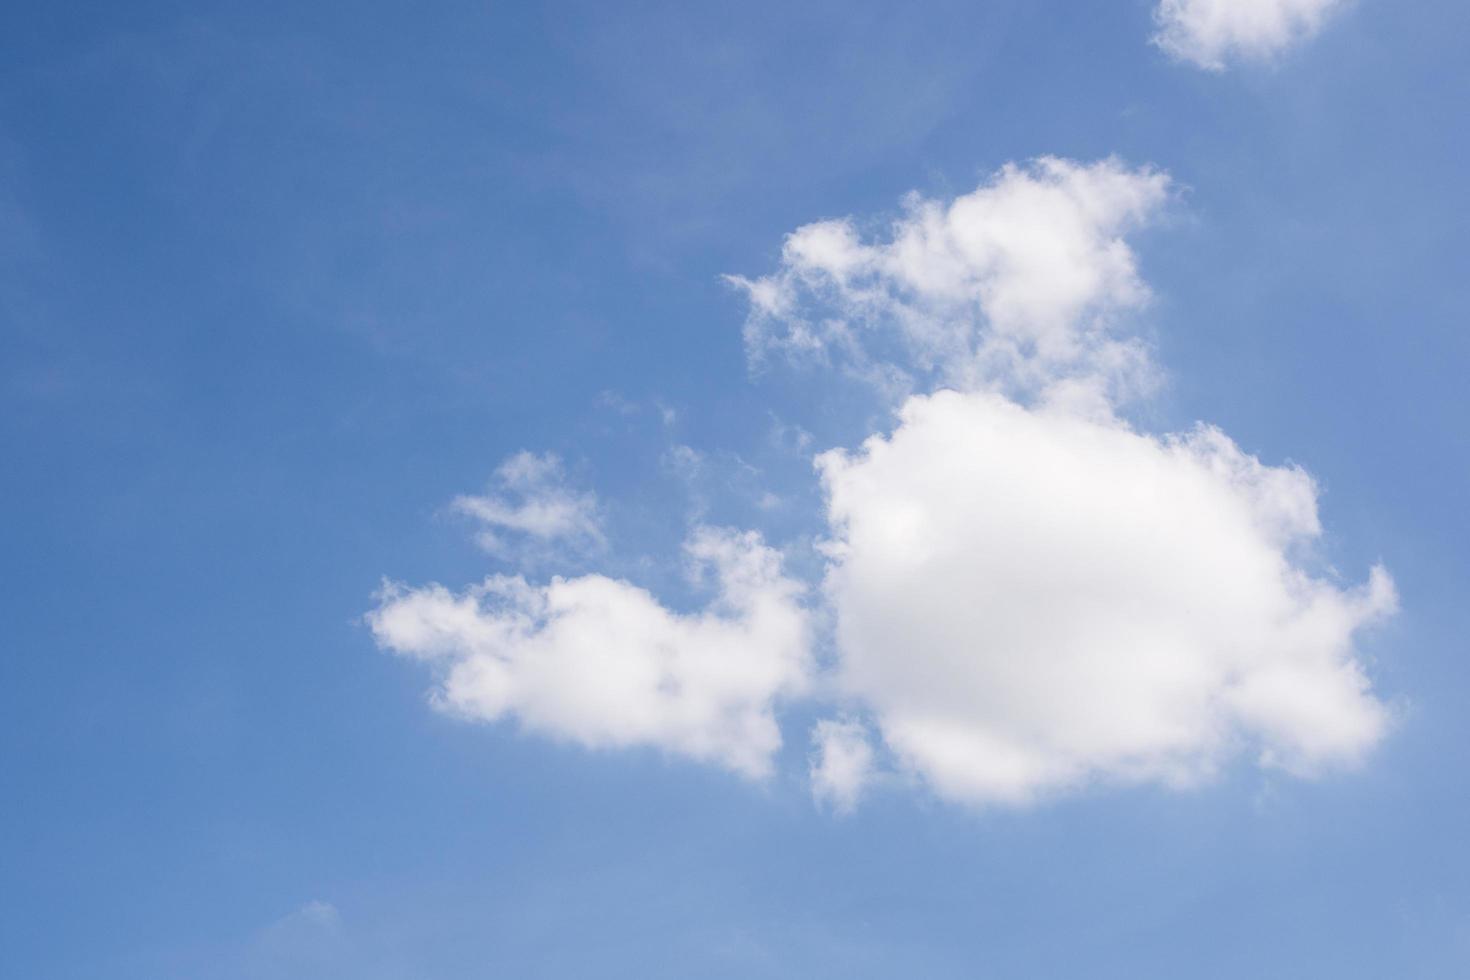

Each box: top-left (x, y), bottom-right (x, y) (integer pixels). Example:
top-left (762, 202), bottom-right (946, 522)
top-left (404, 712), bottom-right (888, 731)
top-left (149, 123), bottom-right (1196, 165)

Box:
top-left (810, 718), bottom-right (875, 813)
top-left (729, 157), bottom-right (1171, 410)
top-left (1153, 0), bottom-right (1347, 71)
top-left (368, 527), bottom-right (811, 778)
top-left (452, 451), bottom-right (603, 558)
top-left (819, 389), bottom-right (1395, 806)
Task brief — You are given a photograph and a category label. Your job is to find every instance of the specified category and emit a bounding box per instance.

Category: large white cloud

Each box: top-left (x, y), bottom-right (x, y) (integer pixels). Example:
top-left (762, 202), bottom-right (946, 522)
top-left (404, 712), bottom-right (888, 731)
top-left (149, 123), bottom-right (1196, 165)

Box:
top-left (729, 157), bottom-right (1171, 413)
top-left (722, 159), bottom-right (1397, 807)
top-left (818, 389), bottom-right (1395, 805)
top-left (1153, 0), bottom-right (1347, 71)
top-left (368, 527), bottom-right (811, 778)
top-left (376, 153), bottom-right (1396, 811)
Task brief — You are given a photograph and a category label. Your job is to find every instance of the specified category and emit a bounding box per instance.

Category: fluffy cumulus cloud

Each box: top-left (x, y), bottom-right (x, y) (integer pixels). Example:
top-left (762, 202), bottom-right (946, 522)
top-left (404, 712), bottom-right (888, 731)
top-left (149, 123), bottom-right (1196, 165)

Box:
top-left (369, 527), bottom-right (810, 778)
top-left (724, 155), bottom-right (1397, 808)
top-left (376, 152), bottom-right (1395, 812)
top-left (818, 390), bottom-right (1395, 804)
top-left (729, 157), bottom-right (1171, 413)
top-left (452, 451), bottom-right (603, 558)
top-left (1153, 0), bottom-right (1347, 71)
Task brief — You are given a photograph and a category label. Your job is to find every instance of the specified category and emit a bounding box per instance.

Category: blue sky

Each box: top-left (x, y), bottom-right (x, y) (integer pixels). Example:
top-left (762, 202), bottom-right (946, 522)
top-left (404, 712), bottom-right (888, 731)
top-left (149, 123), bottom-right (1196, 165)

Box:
top-left (3, 1), bottom-right (1469, 977)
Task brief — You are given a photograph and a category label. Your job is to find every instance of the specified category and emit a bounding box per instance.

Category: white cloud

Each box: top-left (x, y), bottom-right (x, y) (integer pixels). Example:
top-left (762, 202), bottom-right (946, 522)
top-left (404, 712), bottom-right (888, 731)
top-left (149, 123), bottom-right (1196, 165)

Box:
top-left (1153, 0), bottom-right (1346, 71)
top-left (368, 527), bottom-right (811, 778)
top-left (452, 451), bottom-right (603, 558)
top-left (375, 154), bottom-right (1396, 812)
top-left (810, 718), bottom-right (875, 813)
top-left (728, 157), bottom-right (1171, 413)
top-left (818, 389), bottom-right (1395, 805)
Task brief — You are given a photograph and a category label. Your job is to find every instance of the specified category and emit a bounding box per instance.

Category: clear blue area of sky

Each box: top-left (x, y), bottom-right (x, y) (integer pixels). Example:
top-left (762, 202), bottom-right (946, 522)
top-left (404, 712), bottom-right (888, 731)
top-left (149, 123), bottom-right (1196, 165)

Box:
top-left (2, 1), bottom-right (1468, 977)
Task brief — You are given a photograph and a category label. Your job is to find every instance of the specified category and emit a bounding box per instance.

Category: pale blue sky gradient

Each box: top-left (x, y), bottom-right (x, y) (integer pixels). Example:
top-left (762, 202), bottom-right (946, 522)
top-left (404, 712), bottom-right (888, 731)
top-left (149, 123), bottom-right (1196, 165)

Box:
top-left (3, 1), bottom-right (1469, 976)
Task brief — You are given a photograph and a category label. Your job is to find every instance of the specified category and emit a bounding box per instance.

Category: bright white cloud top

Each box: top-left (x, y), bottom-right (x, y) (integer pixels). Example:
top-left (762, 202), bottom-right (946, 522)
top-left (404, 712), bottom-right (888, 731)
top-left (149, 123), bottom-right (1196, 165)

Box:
top-left (372, 154), bottom-right (1396, 811)
top-left (369, 527), bottom-right (811, 778)
top-left (1153, 0), bottom-right (1347, 71)
top-left (730, 157), bottom-right (1170, 414)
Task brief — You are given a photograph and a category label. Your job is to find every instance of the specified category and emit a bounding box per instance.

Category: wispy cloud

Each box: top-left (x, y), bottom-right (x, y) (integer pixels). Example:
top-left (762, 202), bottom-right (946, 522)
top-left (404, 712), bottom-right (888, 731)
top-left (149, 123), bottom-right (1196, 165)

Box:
top-left (810, 718), bottom-right (875, 814)
top-left (451, 452), bottom-right (604, 561)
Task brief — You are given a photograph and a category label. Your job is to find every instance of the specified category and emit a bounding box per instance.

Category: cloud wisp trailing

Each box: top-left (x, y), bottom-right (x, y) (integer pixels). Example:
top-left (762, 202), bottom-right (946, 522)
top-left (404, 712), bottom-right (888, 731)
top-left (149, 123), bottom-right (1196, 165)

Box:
top-left (451, 451), bottom-right (604, 560)
top-left (1152, 0), bottom-right (1348, 71)
top-left (370, 527), bottom-right (811, 778)
top-left (810, 718), bottom-right (877, 814)
top-left (372, 155), bottom-right (1395, 812)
